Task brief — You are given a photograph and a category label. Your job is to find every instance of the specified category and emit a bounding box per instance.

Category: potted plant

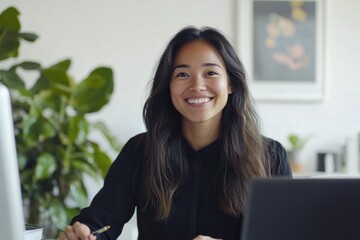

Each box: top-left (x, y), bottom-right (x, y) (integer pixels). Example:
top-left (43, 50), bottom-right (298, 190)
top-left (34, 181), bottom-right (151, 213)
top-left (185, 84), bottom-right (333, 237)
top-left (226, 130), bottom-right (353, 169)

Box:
top-left (287, 133), bottom-right (312, 172)
top-left (0, 6), bottom-right (121, 237)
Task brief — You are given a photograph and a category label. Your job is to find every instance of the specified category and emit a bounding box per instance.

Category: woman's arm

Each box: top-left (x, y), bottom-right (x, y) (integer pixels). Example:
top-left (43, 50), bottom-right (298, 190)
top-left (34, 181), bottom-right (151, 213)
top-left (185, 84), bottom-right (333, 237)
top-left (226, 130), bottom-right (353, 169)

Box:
top-left (62, 134), bottom-right (144, 239)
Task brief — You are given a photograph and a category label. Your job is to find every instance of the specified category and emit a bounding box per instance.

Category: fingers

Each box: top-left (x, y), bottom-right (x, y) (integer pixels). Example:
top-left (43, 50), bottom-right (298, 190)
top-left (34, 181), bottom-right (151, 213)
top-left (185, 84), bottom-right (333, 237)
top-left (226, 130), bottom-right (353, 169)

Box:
top-left (57, 232), bottom-right (67, 240)
top-left (57, 222), bottom-right (95, 240)
top-left (73, 222), bottom-right (91, 237)
top-left (63, 225), bottom-right (77, 239)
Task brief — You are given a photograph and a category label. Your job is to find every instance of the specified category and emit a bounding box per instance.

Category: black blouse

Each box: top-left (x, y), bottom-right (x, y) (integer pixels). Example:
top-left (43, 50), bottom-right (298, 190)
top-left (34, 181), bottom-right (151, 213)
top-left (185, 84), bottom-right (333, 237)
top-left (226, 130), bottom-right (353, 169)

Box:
top-left (71, 133), bottom-right (292, 240)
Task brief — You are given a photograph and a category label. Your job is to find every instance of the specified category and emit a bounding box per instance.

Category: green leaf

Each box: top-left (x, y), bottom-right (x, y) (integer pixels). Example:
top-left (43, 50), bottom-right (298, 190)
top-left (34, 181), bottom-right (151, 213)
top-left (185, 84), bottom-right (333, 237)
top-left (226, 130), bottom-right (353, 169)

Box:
top-left (22, 115), bottom-right (40, 147)
top-left (17, 153), bottom-right (27, 170)
top-left (71, 67), bottom-right (113, 113)
top-left (19, 32), bottom-right (38, 42)
top-left (48, 200), bottom-right (68, 230)
top-left (93, 144), bottom-right (112, 178)
top-left (0, 7), bottom-right (20, 30)
top-left (67, 115), bottom-right (89, 144)
top-left (0, 69), bottom-right (25, 89)
top-left (0, 7), bottom-right (21, 60)
top-left (70, 159), bottom-right (98, 180)
top-left (287, 133), bottom-right (313, 151)
top-left (92, 121), bottom-right (122, 151)
top-left (22, 112), bottom-right (57, 147)
top-left (42, 68), bottom-right (70, 86)
top-left (66, 207), bottom-right (81, 223)
top-left (0, 38), bottom-right (20, 60)
top-left (20, 169), bottom-right (33, 186)
top-left (42, 68), bottom-right (72, 96)
top-left (48, 59), bottom-right (71, 72)
top-left (30, 74), bottom-right (51, 94)
top-left (67, 180), bottom-right (89, 208)
top-left (90, 67), bottom-right (114, 83)
top-left (38, 90), bottom-right (62, 111)
top-left (18, 61), bottom-right (41, 70)
top-left (34, 153), bottom-right (57, 181)
top-left (39, 119), bottom-right (57, 140)
top-left (30, 59), bottom-right (72, 96)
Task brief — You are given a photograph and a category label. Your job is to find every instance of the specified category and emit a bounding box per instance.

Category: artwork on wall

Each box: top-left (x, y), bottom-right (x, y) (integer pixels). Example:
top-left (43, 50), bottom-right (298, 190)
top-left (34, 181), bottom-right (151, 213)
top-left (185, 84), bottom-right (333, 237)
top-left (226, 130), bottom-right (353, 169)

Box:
top-left (237, 0), bottom-right (324, 101)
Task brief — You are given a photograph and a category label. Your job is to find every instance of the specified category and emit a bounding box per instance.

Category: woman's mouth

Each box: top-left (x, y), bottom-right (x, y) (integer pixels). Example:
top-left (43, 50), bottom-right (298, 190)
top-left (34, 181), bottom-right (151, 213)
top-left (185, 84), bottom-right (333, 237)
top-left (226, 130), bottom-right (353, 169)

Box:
top-left (186, 97), bottom-right (212, 104)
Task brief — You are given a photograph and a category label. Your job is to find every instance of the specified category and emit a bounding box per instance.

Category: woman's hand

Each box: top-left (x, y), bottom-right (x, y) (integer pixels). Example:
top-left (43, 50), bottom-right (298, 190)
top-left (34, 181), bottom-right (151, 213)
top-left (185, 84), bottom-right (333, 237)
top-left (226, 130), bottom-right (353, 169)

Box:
top-left (193, 235), bottom-right (222, 240)
top-left (57, 221), bottom-right (96, 240)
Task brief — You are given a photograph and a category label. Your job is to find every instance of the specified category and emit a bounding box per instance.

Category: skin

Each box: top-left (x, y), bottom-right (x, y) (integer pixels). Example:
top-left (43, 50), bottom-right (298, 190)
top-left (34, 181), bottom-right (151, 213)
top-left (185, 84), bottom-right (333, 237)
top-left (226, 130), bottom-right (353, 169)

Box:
top-left (57, 40), bottom-right (230, 240)
top-left (57, 222), bottom-right (96, 240)
top-left (170, 39), bottom-right (232, 151)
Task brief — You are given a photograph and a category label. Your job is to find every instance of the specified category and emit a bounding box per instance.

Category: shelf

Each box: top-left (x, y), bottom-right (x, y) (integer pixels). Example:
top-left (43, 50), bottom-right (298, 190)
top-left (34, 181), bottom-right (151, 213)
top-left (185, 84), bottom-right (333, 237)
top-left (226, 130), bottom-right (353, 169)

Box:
top-left (293, 172), bottom-right (360, 178)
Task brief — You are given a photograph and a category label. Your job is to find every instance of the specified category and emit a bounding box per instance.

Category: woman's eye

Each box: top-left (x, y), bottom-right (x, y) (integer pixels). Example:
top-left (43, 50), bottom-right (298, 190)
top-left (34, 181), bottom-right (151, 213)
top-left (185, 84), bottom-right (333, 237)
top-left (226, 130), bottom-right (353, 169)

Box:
top-left (206, 71), bottom-right (218, 76)
top-left (176, 72), bottom-right (189, 78)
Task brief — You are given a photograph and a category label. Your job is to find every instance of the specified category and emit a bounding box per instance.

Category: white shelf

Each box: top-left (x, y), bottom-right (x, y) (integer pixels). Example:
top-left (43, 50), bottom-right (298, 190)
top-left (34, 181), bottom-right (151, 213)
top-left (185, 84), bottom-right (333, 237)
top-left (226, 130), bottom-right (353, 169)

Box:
top-left (293, 171), bottom-right (360, 178)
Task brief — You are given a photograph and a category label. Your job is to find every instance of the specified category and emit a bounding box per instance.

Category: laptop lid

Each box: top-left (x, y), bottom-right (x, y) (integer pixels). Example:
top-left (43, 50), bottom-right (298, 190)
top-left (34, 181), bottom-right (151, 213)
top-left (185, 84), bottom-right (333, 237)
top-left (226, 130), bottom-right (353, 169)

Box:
top-left (0, 84), bottom-right (25, 240)
top-left (241, 178), bottom-right (360, 240)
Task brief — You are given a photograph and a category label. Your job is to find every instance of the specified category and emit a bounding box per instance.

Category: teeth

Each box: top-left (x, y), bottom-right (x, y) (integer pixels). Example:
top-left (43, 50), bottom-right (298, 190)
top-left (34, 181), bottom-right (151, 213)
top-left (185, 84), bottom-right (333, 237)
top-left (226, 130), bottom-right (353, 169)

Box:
top-left (187, 97), bottom-right (211, 104)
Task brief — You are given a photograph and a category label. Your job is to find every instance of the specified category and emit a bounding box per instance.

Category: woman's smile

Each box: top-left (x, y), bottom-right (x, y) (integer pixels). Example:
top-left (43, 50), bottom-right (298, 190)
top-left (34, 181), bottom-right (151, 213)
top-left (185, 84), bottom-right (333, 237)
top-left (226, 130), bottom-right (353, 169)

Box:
top-left (185, 96), bottom-right (213, 105)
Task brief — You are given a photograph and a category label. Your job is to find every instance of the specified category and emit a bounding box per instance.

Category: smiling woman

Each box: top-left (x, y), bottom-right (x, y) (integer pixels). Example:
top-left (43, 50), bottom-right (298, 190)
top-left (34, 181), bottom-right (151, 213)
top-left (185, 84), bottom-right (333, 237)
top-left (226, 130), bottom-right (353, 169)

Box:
top-left (59, 26), bottom-right (292, 240)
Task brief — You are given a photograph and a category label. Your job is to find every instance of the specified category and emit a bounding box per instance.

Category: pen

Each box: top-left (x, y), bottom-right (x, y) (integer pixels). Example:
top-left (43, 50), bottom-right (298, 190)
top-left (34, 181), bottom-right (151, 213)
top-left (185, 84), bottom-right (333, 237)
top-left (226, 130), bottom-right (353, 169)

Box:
top-left (91, 225), bottom-right (111, 236)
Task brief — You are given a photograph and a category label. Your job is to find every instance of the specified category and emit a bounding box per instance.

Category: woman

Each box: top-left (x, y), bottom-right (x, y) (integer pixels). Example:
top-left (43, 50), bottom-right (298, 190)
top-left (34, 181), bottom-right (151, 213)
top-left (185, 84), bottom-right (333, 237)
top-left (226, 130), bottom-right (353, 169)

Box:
top-left (58, 26), bottom-right (291, 240)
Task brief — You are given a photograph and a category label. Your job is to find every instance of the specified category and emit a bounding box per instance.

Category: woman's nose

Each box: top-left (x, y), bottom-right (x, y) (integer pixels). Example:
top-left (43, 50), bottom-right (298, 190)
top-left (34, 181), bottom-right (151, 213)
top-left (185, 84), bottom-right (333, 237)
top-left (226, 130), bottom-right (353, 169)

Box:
top-left (188, 75), bottom-right (206, 92)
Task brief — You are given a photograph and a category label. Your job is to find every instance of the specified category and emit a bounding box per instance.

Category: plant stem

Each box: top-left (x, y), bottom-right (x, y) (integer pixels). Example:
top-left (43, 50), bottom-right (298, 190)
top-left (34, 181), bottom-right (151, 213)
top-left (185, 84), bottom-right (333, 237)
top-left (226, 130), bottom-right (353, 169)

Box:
top-left (27, 197), bottom-right (40, 224)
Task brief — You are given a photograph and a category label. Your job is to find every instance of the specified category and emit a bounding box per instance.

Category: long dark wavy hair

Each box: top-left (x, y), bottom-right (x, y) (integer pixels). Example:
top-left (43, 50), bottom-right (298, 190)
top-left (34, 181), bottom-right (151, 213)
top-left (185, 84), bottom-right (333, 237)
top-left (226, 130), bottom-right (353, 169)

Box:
top-left (143, 26), bottom-right (269, 220)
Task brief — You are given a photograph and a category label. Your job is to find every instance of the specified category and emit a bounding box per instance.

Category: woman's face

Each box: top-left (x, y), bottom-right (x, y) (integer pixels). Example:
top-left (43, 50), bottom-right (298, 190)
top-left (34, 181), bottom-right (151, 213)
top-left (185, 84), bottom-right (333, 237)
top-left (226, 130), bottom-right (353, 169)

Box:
top-left (170, 40), bottom-right (232, 126)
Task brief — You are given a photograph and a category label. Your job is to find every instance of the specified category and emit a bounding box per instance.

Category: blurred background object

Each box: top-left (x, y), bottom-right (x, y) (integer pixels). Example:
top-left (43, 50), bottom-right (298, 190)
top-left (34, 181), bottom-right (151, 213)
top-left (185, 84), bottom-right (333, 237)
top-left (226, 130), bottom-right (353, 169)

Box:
top-left (0, 6), bottom-right (121, 238)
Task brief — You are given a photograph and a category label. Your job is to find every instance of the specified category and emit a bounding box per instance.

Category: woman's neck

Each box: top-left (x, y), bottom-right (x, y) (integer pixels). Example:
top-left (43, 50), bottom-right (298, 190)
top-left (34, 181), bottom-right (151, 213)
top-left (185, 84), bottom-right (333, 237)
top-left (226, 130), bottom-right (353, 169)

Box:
top-left (182, 118), bottom-right (221, 151)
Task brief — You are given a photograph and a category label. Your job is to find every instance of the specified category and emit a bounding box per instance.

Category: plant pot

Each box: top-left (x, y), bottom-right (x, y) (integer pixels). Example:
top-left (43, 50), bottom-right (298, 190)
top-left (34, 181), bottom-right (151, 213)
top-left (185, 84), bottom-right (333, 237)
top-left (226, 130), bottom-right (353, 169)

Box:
top-left (287, 150), bottom-right (305, 172)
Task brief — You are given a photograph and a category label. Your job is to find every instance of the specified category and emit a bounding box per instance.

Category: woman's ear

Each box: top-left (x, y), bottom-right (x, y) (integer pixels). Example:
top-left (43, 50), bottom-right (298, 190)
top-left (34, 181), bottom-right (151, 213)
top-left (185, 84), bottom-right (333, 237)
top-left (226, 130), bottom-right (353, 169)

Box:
top-left (228, 84), bottom-right (234, 94)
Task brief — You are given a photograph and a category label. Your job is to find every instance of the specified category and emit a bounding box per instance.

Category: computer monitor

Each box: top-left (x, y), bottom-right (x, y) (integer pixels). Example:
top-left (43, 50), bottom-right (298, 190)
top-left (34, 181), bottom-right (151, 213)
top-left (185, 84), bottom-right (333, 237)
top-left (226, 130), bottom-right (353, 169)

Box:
top-left (241, 178), bottom-right (360, 240)
top-left (0, 84), bottom-right (25, 240)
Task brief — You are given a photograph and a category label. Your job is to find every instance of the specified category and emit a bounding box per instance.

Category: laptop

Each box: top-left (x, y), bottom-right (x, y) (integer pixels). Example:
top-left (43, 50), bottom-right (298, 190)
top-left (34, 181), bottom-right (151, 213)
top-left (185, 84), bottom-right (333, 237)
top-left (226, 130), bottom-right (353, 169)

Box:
top-left (0, 84), bottom-right (25, 240)
top-left (241, 178), bottom-right (360, 240)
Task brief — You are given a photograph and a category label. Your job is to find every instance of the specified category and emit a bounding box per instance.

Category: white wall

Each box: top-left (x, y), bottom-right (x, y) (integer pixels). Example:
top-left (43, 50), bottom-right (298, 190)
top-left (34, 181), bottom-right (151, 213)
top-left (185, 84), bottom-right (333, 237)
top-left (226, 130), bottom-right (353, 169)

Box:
top-left (0, 0), bottom-right (235, 153)
top-left (257, 0), bottom-right (360, 171)
top-left (1, 0), bottom-right (360, 238)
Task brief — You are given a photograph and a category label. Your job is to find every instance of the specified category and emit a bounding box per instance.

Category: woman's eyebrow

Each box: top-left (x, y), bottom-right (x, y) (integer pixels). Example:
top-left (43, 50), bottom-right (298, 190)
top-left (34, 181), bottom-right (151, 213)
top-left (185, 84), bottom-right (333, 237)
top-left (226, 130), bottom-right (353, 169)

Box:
top-left (173, 64), bottom-right (190, 71)
top-left (173, 63), bottom-right (222, 71)
top-left (202, 63), bottom-right (222, 68)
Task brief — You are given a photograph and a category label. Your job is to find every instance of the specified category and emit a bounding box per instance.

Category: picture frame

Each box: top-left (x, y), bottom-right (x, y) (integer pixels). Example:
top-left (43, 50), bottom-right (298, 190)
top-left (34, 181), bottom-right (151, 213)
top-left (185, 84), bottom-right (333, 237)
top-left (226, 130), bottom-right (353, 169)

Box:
top-left (237, 0), bottom-right (325, 101)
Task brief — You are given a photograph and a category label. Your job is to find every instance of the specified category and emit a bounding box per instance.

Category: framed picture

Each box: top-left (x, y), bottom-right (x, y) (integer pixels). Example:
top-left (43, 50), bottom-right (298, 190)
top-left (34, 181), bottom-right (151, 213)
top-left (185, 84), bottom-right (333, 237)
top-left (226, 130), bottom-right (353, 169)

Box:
top-left (237, 0), bottom-right (324, 101)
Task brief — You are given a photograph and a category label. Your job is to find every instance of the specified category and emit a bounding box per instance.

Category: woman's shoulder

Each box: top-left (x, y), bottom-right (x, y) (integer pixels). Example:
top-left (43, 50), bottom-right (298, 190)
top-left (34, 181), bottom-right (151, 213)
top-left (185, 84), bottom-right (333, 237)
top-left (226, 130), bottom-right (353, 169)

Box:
top-left (126, 132), bottom-right (148, 147)
top-left (262, 136), bottom-right (292, 177)
top-left (112, 132), bottom-right (148, 162)
top-left (262, 136), bottom-right (285, 153)
top-left (121, 132), bottom-right (150, 150)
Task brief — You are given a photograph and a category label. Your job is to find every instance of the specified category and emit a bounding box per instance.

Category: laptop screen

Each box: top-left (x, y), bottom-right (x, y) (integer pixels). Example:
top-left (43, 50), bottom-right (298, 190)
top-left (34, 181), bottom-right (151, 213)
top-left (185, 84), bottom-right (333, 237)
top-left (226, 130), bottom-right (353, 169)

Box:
top-left (0, 84), bottom-right (25, 240)
top-left (241, 178), bottom-right (360, 240)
